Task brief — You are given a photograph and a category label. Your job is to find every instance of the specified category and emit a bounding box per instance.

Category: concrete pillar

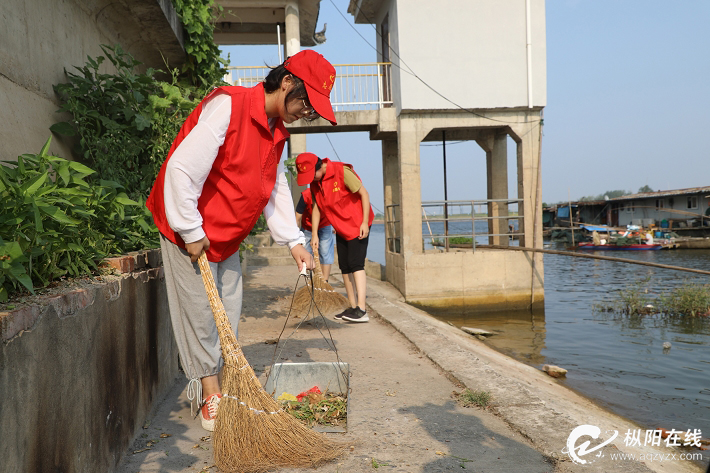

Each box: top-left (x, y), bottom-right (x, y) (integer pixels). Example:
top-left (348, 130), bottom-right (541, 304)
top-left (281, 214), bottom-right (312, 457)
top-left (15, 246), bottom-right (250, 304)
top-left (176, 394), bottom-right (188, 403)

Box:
top-left (284, 1), bottom-right (304, 205)
top-left (488, 132), bottom-right (509, 246)
top-left (284, 1), bottom-right (300, 57)
top-left (397, 117), bottom-right (423, 257)
top-left (478, 131), bottom-right (509, 246)
top-left (382, 139), bottom-right (400, 252)
top-left (382, 138), bottom-right (402, 288)
top-left (510, 113), bottom-right (544, 305)
top-left (288, 134), bottom-right (307, 206)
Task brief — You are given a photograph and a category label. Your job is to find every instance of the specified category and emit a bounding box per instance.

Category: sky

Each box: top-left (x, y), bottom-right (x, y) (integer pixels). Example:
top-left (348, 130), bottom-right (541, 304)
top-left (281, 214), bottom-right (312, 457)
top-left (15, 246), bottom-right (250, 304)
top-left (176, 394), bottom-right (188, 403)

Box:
top-left (220, 0), bottom-right (710, 210)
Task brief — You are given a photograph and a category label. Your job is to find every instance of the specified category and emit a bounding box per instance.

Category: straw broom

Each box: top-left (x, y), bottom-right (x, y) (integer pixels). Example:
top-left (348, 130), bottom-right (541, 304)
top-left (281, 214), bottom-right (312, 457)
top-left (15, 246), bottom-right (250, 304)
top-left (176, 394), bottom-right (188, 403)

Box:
top-left (291, 240), bottom-right (350, 316)
top-left (197, 253), bottom-right (345, 473)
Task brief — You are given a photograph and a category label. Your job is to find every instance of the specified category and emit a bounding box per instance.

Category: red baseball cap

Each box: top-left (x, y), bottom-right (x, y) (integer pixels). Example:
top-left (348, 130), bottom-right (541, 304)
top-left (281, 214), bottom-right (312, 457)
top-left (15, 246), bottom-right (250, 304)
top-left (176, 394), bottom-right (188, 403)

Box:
top-left (284, 50), bottom-right (337, 126)
top-left (295, 152), bottom-right (320, 186)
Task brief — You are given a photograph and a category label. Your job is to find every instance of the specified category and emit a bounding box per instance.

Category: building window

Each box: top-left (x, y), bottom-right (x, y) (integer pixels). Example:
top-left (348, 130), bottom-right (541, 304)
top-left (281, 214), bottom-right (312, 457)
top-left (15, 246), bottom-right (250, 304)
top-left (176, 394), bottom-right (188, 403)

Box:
top-left (688, 196), bottom-right (698, 209)
top-left (655, 199), bottom-right (664, 210)
top-left (626, 201), bottom-right (634, 213)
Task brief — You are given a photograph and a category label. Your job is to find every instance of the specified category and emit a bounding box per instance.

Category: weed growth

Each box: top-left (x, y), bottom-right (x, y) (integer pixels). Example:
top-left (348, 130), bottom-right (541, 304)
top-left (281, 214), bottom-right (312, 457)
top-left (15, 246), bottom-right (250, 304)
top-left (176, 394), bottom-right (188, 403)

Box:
top-left (458, 388), bottom-right (492, 408)
top-left (594, 278), bottom-right (710, 317)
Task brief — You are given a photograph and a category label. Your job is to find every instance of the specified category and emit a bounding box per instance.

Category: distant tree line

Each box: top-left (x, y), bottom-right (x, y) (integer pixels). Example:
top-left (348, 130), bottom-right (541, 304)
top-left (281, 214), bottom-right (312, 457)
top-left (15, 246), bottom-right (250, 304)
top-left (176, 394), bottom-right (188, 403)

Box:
top-left (546, 186), bottom-right (655, 206)
top-left (578, 185), bottom-right (654, 201)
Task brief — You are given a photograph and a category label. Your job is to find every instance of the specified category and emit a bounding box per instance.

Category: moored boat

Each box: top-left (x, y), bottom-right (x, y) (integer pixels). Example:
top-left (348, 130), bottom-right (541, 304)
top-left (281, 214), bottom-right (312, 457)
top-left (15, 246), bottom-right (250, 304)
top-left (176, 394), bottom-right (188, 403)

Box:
top-left (576, 242), bottom-right (663, 251)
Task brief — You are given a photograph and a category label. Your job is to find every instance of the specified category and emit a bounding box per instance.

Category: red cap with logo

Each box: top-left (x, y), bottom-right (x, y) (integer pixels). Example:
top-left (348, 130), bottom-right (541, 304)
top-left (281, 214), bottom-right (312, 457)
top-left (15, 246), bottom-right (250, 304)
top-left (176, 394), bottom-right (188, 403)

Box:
top-left (284, 50), bottom-right (337, 126)
top-left (295, 152), bottom-right (320, 186)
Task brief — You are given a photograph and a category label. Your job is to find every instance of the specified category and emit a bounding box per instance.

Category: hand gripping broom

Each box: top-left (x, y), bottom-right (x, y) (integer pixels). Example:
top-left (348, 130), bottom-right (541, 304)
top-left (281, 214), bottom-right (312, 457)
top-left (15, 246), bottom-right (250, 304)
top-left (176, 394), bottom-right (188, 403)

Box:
top-left (291, 240), bottom-right (350, 316)
top-left (197, 253), bottom-right (344, 472)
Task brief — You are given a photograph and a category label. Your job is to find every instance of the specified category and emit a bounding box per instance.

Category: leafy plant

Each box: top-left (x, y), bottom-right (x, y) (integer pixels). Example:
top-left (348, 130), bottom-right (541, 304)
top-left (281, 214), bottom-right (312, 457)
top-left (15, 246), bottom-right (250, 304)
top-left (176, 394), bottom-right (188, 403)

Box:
top-left (171, 0), bottom-right (229, 89)
top-left (0, 138), bottom-right (158, 301)
top-left (52, 45), bottom-right (201, 199)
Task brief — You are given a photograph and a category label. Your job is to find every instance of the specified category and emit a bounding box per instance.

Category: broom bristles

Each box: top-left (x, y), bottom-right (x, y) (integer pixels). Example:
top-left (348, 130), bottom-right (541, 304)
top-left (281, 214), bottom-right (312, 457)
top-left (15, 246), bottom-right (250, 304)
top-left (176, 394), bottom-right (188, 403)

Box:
top-left (197, 254), bottom-right (345, 473)
top-left (292, 239), bottom-right (350, 316)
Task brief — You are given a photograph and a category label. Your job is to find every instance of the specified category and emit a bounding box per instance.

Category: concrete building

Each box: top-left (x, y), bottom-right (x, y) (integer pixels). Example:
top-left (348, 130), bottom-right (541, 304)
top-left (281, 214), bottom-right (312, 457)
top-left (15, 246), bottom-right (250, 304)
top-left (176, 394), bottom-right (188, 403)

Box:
top-left (347, 0), bottom-right (547, 310)
top-left (224, 0), bottom-right (547, 310)
top-left (214, 0), bottom-right (329, 200)
top-left (610, 186), bottom-right (710, 229)
top-left (0, 0), bottom-right (186, 162)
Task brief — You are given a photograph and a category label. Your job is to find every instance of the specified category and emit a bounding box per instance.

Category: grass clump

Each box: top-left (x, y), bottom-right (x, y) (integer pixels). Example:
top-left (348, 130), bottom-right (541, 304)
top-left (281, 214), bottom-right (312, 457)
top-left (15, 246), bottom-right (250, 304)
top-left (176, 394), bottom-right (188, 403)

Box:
top-left (658, 283), bottom-right (710, 317)
top-left (457, 388), bottom-right (492, 408)
top-left (594, 278), bottom-right (710, 317)
top-left (371, 458), bottom-right (390, 469)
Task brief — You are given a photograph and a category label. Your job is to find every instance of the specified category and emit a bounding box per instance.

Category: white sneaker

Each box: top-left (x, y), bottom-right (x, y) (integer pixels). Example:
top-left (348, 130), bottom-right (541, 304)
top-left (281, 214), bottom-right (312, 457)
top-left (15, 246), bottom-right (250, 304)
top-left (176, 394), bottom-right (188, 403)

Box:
top-left (200, 393), bottom-right (222, 432)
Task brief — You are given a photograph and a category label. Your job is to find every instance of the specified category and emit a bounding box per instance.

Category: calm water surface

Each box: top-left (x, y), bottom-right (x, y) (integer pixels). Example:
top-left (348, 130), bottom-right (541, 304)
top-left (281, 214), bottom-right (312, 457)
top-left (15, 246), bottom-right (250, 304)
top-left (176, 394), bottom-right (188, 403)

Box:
top-left (367, 223), bottom-right (710, 435)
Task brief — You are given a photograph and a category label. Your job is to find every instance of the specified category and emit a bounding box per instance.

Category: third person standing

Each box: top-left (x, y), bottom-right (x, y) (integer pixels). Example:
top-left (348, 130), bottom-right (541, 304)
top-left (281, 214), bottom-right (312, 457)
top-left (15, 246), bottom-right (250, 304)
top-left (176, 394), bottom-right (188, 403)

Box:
top-left (295, 152), bottom-right (373, 323)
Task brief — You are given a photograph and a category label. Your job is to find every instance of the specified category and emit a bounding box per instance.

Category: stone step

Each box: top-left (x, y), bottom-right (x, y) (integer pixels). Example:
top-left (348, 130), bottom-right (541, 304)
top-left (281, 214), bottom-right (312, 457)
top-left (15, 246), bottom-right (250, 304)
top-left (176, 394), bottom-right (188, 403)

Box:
top-left (247, 246), bottom-right (291, 257)
top-left (246, 255), bottom-right (295, 266)
top-left (244, 233), bottom-right (275, 247)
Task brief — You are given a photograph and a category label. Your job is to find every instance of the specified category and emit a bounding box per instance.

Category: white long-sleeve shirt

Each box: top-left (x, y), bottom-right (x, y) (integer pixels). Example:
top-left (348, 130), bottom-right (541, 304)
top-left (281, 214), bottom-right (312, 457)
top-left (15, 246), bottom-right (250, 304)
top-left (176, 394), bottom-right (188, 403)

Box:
top-left (162, 91), bottom-right (305, 249)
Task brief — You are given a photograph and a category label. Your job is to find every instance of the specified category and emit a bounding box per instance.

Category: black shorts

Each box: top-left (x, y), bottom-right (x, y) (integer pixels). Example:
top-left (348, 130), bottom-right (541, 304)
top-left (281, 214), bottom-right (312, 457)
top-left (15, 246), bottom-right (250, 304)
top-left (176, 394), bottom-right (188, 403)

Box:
top-left (336, 230), bottom-right (370, 274)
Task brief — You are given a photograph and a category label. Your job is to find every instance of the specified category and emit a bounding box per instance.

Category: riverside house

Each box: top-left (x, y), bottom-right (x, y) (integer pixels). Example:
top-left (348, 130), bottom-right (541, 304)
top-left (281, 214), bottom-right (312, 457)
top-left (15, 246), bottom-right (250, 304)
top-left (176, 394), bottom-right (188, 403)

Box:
top-left (609, 186), bottom-right (710, 229)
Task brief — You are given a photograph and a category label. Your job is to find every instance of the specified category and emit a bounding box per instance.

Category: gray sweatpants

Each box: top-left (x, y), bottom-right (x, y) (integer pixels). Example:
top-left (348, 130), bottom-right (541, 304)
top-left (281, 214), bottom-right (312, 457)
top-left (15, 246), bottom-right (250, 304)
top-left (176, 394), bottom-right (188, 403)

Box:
top-left (160, 234), bottom-right (242, 384)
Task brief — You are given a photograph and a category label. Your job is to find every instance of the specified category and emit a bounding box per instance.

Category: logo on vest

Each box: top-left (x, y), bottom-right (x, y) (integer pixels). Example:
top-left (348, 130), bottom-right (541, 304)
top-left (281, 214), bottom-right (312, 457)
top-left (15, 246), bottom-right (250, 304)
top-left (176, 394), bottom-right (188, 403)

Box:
top-left (332, 181), bottom-right (341, 192)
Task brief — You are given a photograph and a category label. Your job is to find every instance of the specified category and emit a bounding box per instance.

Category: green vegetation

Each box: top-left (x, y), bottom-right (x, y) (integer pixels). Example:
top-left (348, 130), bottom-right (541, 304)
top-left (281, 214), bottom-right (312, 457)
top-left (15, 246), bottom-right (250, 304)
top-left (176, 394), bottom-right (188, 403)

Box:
top-left (52, 44), bottom-right (202, 199)
top-left (595, 278), bottom-right (710, 317)
top-left (578, 189), bottom-right (630, 202)
top-left (657, 285), bottom-right (710, 316)
top-left (371, 458), bottom-right (390, 469)
top-left (282, 392), bottom-right (347, 428)
top-left (457, 388), bottom-right (492, 408)
top-left (171, 0), bottom-right (228, 89)
top-left (576, 186), bottom-right (653, 203)
top-left (0, 138), bottom-right (156, 301)
top-left (430, 236), bottom-right (475, 246)
top-left (1, 8), bottom-right (232, 301)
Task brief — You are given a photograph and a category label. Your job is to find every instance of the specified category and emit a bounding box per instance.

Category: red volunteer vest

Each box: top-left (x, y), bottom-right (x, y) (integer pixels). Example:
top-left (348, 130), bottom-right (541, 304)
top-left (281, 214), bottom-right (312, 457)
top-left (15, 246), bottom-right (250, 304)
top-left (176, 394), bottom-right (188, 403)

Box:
top-left (146, 84), bottom-right (289, 262)
top-left (311, 160), bottom-right (374, 240)
top-left (300, 189), bottom-right (331, 232)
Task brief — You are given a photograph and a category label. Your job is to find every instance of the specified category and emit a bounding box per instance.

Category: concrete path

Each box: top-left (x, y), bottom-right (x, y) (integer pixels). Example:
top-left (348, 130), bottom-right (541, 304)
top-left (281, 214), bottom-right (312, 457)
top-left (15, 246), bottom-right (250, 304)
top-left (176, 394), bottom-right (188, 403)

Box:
top-left (117, 264), bottom-right (705, 473)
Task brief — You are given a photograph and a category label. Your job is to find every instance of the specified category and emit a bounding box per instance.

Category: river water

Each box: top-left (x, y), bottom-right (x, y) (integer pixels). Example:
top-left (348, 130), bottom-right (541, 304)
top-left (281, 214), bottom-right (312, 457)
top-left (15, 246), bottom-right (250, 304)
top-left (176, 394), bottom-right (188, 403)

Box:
top-left (367, 223), bottom-right (710, 436)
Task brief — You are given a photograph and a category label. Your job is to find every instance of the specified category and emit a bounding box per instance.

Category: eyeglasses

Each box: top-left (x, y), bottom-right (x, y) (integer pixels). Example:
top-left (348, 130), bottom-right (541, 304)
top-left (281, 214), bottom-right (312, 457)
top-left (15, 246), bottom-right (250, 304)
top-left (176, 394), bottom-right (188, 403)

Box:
top-left (301, 98), bottom-right (316, 117)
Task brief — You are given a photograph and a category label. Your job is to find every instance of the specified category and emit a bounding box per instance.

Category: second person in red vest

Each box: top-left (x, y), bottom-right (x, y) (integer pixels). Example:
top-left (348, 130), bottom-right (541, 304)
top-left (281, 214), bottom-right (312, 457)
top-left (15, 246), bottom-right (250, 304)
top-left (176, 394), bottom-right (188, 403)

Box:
top-left (295, 153), bottom-right (374, 323)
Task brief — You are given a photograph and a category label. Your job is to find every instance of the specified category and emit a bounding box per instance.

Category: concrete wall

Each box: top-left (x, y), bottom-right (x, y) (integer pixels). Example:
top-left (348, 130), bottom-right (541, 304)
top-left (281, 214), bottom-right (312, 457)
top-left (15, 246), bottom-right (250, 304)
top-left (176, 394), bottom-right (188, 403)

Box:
top-left (405, 249), bottom-right (544, 310)
top-left (0, 251), bottom-right (179, 473)
top-left (372, 0), bottom-right (546, 113)
top-left (0, 0), bottom-right (185, 163)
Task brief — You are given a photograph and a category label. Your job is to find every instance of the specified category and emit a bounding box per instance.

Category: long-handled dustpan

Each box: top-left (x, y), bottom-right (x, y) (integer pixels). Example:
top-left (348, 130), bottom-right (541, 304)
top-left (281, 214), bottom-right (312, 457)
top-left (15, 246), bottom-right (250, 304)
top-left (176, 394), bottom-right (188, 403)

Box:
top-left (197, 253), bottom-right (344, 473)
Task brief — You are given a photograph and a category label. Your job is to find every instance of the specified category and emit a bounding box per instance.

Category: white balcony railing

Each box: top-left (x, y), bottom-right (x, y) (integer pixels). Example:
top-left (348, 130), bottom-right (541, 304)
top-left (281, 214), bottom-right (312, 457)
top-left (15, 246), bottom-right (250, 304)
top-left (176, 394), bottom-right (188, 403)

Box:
top-left (225, 62), bottom-right (393, 111)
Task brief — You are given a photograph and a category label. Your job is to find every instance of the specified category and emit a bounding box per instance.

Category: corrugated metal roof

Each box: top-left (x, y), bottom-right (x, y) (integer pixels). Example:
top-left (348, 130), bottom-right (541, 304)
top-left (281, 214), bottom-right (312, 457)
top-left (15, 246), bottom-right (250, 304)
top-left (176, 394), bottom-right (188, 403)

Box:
top-left (610, 186), bottom-right (710, 201)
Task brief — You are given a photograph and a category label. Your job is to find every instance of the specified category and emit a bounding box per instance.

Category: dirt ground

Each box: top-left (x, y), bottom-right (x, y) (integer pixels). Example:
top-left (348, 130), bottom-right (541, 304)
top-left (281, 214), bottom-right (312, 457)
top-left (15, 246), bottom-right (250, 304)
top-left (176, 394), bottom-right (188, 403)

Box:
top-left (117, 265), bottom-right (554, 473)
top-left (117, 263), bottom-right (706, 473)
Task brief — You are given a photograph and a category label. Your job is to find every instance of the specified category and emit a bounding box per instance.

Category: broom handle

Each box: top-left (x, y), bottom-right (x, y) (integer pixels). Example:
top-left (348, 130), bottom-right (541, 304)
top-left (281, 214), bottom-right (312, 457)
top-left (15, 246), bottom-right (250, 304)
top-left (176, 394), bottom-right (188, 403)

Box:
top-left (311, 238), bottom-right (324, 281)
top-left (197, 252), bottom-right (240, 360)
